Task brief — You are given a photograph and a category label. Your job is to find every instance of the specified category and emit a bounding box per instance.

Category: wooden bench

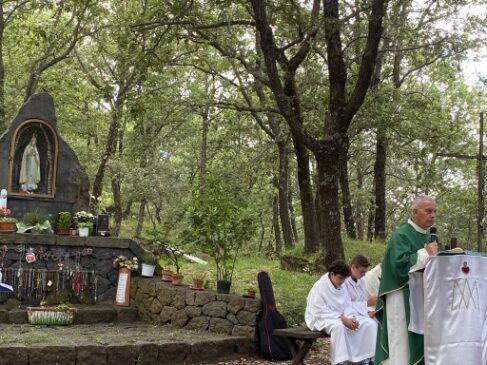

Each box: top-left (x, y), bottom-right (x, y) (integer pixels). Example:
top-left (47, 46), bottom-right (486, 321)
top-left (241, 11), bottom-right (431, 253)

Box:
top-left (274, 327), bottom-right (329, 365)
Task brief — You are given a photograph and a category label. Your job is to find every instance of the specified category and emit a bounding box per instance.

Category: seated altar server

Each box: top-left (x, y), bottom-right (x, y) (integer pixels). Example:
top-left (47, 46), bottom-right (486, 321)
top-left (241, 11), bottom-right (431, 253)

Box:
top-left (305, 260), bottom-right (377, 365)
top-left (345, 255), bottom-right (377, 318)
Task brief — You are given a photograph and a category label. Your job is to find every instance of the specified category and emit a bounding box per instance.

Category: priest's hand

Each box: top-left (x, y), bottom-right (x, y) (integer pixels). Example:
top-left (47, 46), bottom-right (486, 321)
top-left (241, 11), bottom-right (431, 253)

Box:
top-left (341, 315), bottom-right (359, 330)
top-left (425, 241), bottom-right (438, 256)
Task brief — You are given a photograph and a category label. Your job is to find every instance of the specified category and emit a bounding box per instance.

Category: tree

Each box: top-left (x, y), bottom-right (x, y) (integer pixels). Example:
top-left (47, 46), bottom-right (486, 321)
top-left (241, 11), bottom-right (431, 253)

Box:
top-left (249, 0), bottom-right (388, 264)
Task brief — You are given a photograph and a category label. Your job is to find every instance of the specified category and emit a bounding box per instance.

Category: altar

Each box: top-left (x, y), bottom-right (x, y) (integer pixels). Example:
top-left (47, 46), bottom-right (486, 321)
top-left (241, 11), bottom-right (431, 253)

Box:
top-left (423, 254), bottom-right (487, 365)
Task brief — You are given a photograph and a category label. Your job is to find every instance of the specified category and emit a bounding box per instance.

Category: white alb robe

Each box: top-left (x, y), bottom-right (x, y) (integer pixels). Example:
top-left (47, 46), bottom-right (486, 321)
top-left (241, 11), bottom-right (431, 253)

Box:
top-left (344, 276), bottom-right (370, 317)
top-left (305, 273), bottom-right (377, 365)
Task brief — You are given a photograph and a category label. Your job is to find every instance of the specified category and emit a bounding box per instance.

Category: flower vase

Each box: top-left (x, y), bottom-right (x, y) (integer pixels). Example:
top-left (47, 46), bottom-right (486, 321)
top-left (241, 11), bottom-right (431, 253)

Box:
top-left (78, 227), bottom-right (89, 237)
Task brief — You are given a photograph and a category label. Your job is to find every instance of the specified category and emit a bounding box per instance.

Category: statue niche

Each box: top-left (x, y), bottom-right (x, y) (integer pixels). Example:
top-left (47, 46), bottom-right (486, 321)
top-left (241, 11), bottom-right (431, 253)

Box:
top-left (9, 120), bottom-right (58, 197)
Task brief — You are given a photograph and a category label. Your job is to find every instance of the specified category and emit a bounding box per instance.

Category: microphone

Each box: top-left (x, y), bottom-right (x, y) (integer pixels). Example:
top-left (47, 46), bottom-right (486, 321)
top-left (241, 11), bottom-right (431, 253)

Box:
top-left (430, 227), bottom-right (437, 243)
top-left (430, 226), bottom-right (444, 251)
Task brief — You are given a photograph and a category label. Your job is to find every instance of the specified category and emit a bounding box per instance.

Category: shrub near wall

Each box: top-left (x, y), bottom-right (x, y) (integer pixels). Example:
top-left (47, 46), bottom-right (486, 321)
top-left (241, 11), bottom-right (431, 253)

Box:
top-left (130, 277), bottom-right (260, 339)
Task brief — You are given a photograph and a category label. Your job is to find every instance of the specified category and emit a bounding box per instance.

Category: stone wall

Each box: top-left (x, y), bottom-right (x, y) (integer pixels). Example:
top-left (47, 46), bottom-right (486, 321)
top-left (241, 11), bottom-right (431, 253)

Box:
top-left (131, 277), bottom-right (261, 339)
top-left (0, 233), bottom-right (144, 305)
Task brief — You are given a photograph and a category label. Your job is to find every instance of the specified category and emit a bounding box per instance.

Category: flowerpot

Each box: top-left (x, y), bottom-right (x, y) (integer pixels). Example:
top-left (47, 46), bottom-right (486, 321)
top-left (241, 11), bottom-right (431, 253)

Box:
top-left (141, 263), bottom-right (156, 277)
top-left (161, 270), bottom-right (173, 282)
top-left (191, 278), bottom-right (204, 290)
top-left (78, 227), bottom-right (89, 237)
top-left (0, 221), bottom-right (16, 233)
top-left (56, 227), bottom-right (71, 235)
top-left (172, 273), bottom-right (184, 286)
top-left (217, 280), bottom-right (231, 294)
top-left (246, 290), bottom-right (256, 298)
top-left (27, 306), bottom-right (75, 325)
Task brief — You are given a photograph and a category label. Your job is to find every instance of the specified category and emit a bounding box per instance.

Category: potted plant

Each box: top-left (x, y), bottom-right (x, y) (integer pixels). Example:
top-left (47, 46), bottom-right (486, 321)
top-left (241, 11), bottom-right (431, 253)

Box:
top-left (56, 211), bottom-right (72, 235)
top-left (16, 210), bottom-right (53, 234)
top-left (164, 245), bottom-right (184, 285)
top-left (74, 211), bottom-right (94, 237)
top-left (184, 175), bottom-right (255, 294)
top-left (0, 208), bottom-right (17, 233)
top-left (191, 271), bottom-right (207, 290)
top-left (140, 251), bottom-right (158, 277)
top-left (244, 284), bottom-right (257, 298)
top-left (27, 303), bottom-right (76, 325)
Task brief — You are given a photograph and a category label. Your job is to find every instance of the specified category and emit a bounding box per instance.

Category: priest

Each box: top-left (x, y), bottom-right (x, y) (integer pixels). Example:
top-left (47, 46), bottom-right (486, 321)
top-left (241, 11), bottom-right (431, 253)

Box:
top-left (375, 195), bottom-right (438, 365)
top-left (305, 260), bottom-right (376, 365)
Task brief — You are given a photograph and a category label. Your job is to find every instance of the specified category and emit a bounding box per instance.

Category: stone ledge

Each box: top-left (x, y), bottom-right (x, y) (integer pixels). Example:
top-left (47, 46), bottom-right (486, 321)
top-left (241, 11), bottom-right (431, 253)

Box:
top-left (0, 323), bottom-right (255, 365)
top-left (0, 304), bottom-right (138, 324)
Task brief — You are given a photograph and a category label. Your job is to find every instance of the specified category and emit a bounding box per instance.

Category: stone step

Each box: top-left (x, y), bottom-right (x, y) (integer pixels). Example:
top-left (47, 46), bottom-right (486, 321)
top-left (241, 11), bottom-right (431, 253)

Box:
top-left (0, 322), bottom-right (255, 365)
top-left (0, 304), bottom-right (138, 324)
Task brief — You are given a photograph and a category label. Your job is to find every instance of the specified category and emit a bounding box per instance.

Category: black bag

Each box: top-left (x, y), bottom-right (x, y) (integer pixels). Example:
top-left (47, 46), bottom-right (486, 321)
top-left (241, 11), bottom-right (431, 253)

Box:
top-left (256, 271), bottom-right (292, 361)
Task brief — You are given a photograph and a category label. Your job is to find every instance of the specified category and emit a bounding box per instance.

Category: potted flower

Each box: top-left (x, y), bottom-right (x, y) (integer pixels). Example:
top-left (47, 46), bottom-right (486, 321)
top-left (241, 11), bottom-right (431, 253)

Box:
top-left (16, 210), bottom-right (53, 234)
top-left (112, 255), bottom-right (139, 271)
top-left (140, 251), bottom-right (158, 277)
top-left (191, 271), bottom-right (207, 290)
top-left (56, 211), bottom-right (72, 235)
top-left (74, 211), bottom-right (94, 237)
top-left (244, 284), bottom-right (257, 298)
top-left (0, 208), bottom-right (17, 233)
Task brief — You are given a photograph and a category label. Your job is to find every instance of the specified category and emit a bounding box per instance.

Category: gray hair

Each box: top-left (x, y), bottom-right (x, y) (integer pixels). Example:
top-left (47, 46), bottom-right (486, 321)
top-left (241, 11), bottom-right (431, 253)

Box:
top-left (411, 195), bottom-right (435, 209)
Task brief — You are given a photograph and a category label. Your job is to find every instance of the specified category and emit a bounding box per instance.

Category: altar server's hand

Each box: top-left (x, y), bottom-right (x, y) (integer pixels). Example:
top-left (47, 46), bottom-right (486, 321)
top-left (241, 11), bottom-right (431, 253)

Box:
top-left (341, 316), bottom-right (359, 330)
top-left (425, 241), bottom-right (438, 256)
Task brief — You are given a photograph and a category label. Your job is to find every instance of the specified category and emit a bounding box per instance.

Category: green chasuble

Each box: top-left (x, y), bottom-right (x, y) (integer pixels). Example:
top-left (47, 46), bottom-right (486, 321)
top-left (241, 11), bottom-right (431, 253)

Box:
top-left (375, 222), bottom-right (433, 365)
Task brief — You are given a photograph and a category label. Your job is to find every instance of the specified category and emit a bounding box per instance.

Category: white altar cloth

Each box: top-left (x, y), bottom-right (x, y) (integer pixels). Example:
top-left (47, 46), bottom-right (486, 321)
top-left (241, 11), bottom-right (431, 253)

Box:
top-left (423, 255), bottom-right (487, 365)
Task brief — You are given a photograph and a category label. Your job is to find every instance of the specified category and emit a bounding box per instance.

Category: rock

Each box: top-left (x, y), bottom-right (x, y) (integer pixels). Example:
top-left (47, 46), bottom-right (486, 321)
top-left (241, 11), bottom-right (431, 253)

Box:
top-left (208, 317), bottom-right (233, 334)
top-left (185, 316), bottom-right (209, 331)
top-left (159, 306), bottom-right (176, 323)
top-left (194, 291), bottom-right (216, 306)
top-left (171, 309), bottom-right (189, 328)
top-left (227, 296), bottom-right (246, 314)
top-left (232, 325), bottom-right (257, 338)
top-left (236, 310), bottom-right (257, 326)
top-left (76, 345), bottom-right (108, 365)
top-left (184, 305), bottom-right (202, 318)
top-left (202, 301), bottom-right (228, 318)
top-left (27, 345), bottom-right (76, 365)
top-left (0, 346), bottom-right (28, 365)
top-left (149, 298), bottom-right (163, 314)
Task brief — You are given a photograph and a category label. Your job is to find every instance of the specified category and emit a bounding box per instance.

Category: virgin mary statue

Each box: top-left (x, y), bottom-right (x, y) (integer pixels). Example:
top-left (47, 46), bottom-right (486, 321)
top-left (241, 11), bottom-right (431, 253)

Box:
top-left (19, 134), bottom-right (41, 192)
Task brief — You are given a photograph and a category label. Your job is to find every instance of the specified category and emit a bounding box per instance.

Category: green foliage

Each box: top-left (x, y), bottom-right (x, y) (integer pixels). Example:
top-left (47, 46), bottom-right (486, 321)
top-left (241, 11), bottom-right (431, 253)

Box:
top-left (184, 174), bottom-right (256, 282)
top-left (57, 212), bottom-right (72, 229)
top-left (18, 211), bottom-right (53, 234)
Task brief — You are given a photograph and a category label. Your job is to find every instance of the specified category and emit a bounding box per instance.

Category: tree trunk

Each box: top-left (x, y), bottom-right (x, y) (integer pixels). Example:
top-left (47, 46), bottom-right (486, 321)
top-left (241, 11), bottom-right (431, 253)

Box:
top-left (314, 171), bottom-right (327, 247)
top-left (277, 140), bottom-right (295, 248)
top-left (135, 198), bottom-right (146, 238)
top-left (367, 198), bottom-right (375, 241)
top-left (91, 100), bottom-right (122, 205)
top-left (293, 137), bottom-right (320, 252)
top-left (339, 137), bottom-right (356, 239)
top-left (316, 146), bottom-right (345, 267)
top-left (199, 103), bottom-right (210, 186)
top-left (288, 187), bottom-right (299, 243)
top-left (355, 166), bottom-right (365, 240)
top-left (111, 176), bottom-right (122, 237)
top-left (373, 131), bottom-right (387, 239)
top-left (123, 199), bottom-right (133, 219)
top-left (272, 191), bottom-right (282, 253)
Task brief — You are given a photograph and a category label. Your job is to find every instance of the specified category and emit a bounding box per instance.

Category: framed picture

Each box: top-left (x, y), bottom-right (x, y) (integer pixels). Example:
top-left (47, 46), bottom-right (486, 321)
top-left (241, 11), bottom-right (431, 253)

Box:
top-left (96, 214), bottom-right (109, 235)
